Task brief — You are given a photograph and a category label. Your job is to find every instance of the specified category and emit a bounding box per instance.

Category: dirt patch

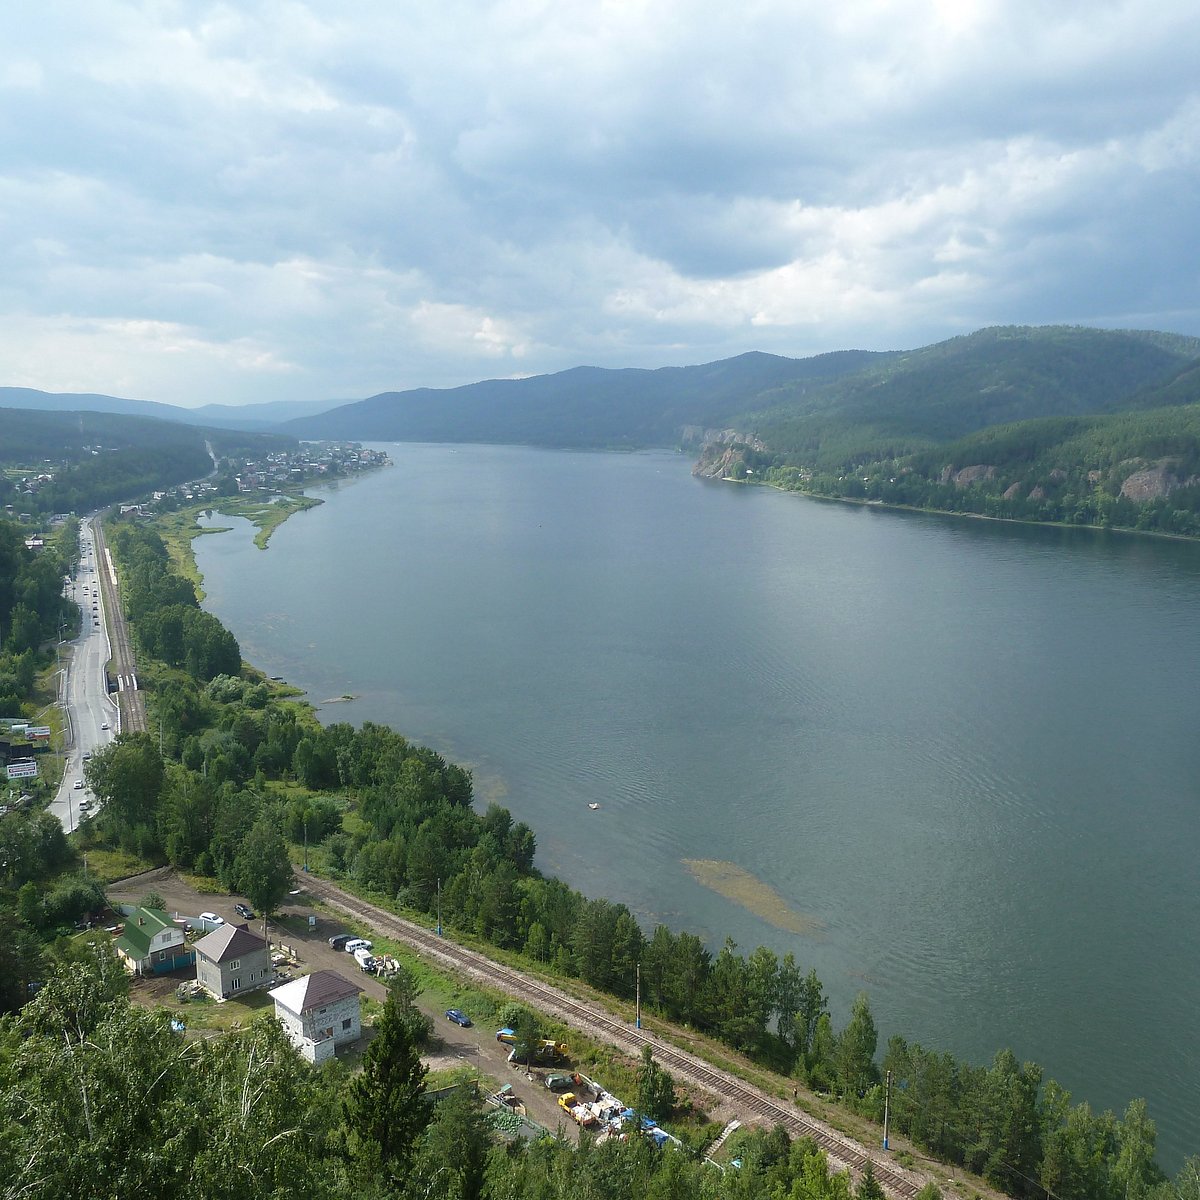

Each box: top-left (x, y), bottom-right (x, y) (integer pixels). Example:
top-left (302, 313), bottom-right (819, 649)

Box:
top-left (107, 868), bottom-right (574, 1138)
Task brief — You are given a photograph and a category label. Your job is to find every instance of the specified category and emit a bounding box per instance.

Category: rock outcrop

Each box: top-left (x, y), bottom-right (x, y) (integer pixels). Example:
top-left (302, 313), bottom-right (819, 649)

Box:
top-left (1119, 459), bottom-right (1198, 501)
top-left (689, 428), bottom-right (768, 478)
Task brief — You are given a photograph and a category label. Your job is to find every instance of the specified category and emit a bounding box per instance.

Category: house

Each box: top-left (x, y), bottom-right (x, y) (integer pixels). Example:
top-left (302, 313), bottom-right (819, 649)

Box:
top-left (114, 906), bottom-right (195, 976)
top-left (269, 970), bottom-right (364, 1064)
top-left (193, 922), bottom-right (271, 1000)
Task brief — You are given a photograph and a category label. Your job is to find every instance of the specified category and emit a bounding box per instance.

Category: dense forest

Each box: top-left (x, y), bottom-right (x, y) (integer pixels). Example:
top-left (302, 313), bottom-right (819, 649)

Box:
top-left (0, 512), bottom-right (1189, 1198)
top-left (0, 407), bottom-right (295, 516)
top-left (0, 517), bottom-right (77, 713)
top-left (730, 402), bottom-right (1200, 537)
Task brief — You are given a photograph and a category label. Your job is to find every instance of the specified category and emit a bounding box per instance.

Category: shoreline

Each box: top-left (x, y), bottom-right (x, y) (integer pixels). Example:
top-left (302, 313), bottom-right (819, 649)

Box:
top-left (743, 476), bottom-right (1200, 545)
top-left (149, 448), bottom-right (1192, 1175)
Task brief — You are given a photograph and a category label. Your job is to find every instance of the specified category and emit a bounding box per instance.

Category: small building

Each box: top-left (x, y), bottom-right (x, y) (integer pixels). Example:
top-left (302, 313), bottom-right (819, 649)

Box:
top-left (114, 906), bottom-right (195, 976)
top-left (193, 922), bottom-right (271, 1000)
top-left (269, 970), bottom-right (364, 1064)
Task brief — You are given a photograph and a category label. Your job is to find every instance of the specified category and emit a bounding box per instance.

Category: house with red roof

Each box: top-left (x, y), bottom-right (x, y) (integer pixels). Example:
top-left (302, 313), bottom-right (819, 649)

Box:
top-left (269, 970), bottom-right (364, 1064)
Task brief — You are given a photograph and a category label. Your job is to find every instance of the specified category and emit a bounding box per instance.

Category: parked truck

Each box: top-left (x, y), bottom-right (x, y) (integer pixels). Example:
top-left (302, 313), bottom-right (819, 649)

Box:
top-left (534, 1038), bottom-right (570, 1062)
top-left (557, 1092), bottom-right (597, 1127)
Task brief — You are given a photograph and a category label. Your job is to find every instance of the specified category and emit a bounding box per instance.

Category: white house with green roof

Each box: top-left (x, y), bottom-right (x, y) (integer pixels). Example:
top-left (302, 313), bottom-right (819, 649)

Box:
top-left (114, 906), bottom-right (195, 976)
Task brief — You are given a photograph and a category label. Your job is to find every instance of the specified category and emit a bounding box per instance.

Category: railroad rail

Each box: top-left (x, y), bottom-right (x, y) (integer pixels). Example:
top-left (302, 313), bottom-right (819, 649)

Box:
top-left (91, 516), bottom-right (147, 734)
top-left (298, 872), bottom-right (930, 1199)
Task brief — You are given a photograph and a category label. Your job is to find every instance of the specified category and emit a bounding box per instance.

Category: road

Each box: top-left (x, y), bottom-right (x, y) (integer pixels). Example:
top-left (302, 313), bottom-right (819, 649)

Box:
top-left (47, 517), bottom-right (120, 832)
top-left (48, 514), bottom-right (146, 833)
top-left (296, 872), bottom-right (937, 1200)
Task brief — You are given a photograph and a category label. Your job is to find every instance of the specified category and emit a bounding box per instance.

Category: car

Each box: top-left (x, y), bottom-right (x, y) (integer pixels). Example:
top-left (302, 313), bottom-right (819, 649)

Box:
top-left (78, 798), bottom-right (90, 810)
top-left (101, 722), bottom-right (109, 730)
top-left (234, 903), bottom-right (254, 919)
top-left (344, 938), bottom-right (372, 954)
top-left (328, 933), bottom-right (353, 950)
top-left (545, 1073), bottom-right (574, 1091)
top-left (445, 1008), bottom-right (472, 1027)
top-left (198, 912), bottom-right (224, 926)
top-left (73, 780), bottom-right (83, 790)
top-left (82, 752), bottom-right (91, 760)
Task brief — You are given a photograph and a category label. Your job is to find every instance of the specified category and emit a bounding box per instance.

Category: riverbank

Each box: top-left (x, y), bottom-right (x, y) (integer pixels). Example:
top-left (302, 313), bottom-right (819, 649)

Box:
top-left (750, 476), bottom-right (1200, 544)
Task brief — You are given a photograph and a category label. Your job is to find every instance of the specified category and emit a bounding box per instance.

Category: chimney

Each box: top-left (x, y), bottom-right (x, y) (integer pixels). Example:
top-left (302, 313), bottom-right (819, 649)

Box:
top-left (138, 917), bottom-right (145, 926)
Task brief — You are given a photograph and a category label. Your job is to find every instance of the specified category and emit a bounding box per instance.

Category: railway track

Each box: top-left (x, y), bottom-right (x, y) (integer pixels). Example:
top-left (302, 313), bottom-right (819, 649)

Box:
top-left (298, 872), bottom-right (929, 1199)
top-left (91, 516), bottom-right (147, 734)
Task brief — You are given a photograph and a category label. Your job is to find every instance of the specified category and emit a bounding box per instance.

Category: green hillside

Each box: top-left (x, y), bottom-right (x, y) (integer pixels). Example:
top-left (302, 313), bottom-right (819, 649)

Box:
top-left (746, 403), bottom-right (1200, 537)
top-left (737, 326), bottom-right (1200, 472)
top-left (284, 350), bottom-right (890, 446)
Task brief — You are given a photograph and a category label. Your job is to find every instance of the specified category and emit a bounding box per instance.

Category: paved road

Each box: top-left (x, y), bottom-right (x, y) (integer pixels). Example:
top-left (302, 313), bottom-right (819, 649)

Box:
top-left (48, 517), bottom-right (119, 833)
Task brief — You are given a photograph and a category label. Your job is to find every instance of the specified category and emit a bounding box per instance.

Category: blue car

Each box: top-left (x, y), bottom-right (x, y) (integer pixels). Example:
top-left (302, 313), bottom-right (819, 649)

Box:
top-left (445, 1009), bottom-right (472, 1027)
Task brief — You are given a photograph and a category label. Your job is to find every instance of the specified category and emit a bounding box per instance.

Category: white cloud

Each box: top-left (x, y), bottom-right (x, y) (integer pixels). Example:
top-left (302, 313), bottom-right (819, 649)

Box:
top-left (0, 0), bottom-right (1196, 403)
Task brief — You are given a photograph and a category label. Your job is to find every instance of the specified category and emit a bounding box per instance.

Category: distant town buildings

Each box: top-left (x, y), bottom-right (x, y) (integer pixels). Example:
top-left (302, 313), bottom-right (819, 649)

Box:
top-left (151, 442), bottom-right (389, 509)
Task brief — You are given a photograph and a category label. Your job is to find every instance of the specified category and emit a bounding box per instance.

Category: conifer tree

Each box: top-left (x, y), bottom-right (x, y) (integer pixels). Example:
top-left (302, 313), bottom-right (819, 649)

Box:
top-left (342, 981), bottom-right (430, 1183)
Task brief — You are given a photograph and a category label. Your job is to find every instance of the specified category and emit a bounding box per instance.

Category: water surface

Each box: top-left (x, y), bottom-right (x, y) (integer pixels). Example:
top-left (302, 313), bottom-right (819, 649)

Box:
top-left (195, 444), bottom-right (1200, 1166)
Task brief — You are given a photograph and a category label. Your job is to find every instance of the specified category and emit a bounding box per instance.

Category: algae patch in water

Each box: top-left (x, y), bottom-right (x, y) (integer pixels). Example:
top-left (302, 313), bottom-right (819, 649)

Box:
top-left (682, 859), bottom-right (823, 936)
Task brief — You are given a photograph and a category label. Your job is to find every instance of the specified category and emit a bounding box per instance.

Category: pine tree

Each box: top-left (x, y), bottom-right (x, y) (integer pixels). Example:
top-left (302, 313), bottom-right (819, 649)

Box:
top-left (342, 983), bottom-right (430, 1182)
top-left (636, 1045), bottom-right (676, 1124)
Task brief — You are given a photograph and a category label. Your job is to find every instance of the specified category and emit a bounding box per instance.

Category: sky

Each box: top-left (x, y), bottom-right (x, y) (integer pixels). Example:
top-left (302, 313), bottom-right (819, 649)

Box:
top-left (1, 0), bottom-right (1198, 409)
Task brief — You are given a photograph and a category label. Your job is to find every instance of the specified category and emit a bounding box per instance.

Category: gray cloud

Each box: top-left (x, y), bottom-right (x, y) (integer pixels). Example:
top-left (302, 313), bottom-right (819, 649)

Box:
top-left (0, 0), bottom-right (1196, 405)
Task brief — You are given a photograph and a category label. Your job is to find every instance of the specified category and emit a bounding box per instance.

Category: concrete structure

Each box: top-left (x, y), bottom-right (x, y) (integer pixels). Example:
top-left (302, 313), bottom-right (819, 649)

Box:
top-left (113, 906), bottom-right (194, 976)
top-left (269, 970), bottom-right (364, 1064)
top-left (193, 922), bottom-right (271, 1000)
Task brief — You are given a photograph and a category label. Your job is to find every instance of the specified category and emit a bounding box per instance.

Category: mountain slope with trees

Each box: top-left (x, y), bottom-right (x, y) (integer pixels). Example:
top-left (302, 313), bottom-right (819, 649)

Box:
top-left (283, 350), bottom-right (890, 446)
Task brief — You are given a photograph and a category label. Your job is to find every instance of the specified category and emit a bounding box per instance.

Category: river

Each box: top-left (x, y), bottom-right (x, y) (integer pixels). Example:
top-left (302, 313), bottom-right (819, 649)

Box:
top-left (193, 443), bottom-right (1200, 1167)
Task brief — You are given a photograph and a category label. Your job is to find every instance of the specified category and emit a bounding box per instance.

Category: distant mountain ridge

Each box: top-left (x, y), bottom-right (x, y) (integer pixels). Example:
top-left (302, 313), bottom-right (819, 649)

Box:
top-left (0, 387), bottom-right (340, 430)
top-left (282, 326), bottom-right (1200, 458)
top-left (282, 350), bottom-right (890, 446)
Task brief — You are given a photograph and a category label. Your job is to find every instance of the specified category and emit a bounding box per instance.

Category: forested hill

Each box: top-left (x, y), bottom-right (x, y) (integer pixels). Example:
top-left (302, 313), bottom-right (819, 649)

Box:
top-left (283, 326), bottom-right (1200, 454)
top-left (737, 326), bottom-right (1200, 470)
top-left (0, 408), bottom-right (295, 515)
top-left (282, 349), bottom-right (890, 445)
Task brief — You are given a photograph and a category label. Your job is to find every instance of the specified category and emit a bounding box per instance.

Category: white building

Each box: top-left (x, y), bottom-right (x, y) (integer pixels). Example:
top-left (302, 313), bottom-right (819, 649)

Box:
top-left (269, 970), bottom-right (364, 1064)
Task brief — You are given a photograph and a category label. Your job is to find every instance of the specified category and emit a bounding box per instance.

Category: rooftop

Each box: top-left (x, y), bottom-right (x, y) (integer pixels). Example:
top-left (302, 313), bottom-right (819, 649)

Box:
top-left (270, 970), bottom-right (364, 1015)
top-left (193, 921), bottom-right (267, 964)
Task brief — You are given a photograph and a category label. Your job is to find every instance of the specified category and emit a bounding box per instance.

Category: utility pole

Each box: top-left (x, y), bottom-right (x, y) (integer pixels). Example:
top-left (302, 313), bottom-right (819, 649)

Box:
top-left (636, 961), bottom-right (641, 1029)
top-left (883, 1068), bottom-right (892, 1150)
top-left (436, 877), bottom-right (442, 936)
top-left (303, 814), bottom-right (308, 873)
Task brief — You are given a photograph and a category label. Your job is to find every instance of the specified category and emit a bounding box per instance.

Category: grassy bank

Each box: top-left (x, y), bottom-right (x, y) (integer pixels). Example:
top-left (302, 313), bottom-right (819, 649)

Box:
top-left (150, 492), bottom-right (323, 595)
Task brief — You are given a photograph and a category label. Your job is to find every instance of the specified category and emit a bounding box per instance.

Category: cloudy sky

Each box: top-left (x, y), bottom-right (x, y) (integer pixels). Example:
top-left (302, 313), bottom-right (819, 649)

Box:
top-left (1, 1), bottom-right (1197, 408)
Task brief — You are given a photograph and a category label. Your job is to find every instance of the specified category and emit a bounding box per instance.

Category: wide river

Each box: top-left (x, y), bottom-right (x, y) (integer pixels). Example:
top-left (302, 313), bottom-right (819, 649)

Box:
top-left (194, 443), bottom-right (1200, 1167)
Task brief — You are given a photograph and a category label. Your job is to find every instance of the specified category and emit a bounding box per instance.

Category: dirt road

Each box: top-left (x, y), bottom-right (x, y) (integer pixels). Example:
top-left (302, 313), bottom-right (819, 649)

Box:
top-left (106, 869), bottom-right (576, 1139)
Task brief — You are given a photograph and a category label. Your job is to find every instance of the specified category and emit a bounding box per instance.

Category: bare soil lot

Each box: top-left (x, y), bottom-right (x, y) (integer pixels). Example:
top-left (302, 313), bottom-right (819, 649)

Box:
top-left (108, 868), bottom-right (575, 1137)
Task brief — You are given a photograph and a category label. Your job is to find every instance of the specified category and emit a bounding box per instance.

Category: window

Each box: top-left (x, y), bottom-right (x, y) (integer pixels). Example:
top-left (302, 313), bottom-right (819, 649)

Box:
top-left (231, 977), bottom-right (241, 991)
top-left (229, 959), bottom-right (241, 970)
top-left (342, 1018), bottom-right (352, 1031)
